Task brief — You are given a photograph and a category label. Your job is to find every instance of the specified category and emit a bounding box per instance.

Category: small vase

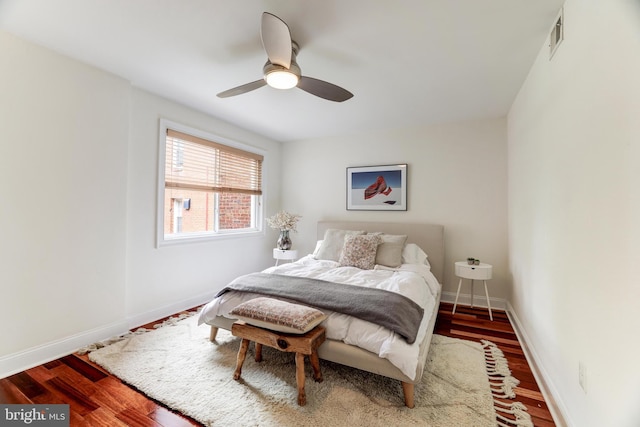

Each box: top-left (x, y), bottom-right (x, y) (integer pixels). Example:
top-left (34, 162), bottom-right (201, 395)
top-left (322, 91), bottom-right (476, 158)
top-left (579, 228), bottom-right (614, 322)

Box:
top-left (277, 230), bottom-right (292, 250)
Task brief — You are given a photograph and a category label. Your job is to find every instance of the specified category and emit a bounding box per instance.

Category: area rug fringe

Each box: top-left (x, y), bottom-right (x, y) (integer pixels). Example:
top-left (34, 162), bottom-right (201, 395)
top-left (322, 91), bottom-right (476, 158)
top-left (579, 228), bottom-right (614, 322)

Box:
top-left (77, 312), bottom-right (195, 355)
top-left (494, 401), bottom-right (535, 427)
top-left (481, 340), bottom-right (534, 427)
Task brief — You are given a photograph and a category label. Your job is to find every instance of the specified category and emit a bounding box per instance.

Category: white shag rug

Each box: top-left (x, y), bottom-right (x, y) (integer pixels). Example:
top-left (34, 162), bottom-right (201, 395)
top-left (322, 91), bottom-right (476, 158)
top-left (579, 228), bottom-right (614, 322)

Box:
top-left (85, 315), bottom-right (532, 427)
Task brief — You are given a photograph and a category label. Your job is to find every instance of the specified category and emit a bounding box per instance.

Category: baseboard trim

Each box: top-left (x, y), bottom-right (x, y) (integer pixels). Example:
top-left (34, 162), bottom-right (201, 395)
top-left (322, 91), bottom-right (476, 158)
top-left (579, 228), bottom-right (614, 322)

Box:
top-left (505, 301), bottom-right (570, 427)
top-left (125, 290), bottom-right (217, 330)
top-left (0, 320), bottom-right (127, 379)
top-left (0, 291), bottom-right (218, 380)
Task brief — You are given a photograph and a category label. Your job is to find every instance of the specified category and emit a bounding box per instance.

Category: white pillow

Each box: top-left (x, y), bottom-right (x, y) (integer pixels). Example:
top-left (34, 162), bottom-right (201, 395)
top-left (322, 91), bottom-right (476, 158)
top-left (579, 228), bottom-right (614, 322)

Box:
top-left (401, 243), bottom-right (430, 266)
top-left (312, 240), bottom-right (323, 256)
top-left (314, 229), bottom-right (366, 261)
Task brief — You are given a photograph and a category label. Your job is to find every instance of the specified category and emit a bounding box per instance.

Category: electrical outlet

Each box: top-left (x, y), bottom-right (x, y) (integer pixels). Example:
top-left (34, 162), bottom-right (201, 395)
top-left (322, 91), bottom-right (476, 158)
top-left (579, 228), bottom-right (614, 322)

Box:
top-left (578, 362), bottom-right (587, 393)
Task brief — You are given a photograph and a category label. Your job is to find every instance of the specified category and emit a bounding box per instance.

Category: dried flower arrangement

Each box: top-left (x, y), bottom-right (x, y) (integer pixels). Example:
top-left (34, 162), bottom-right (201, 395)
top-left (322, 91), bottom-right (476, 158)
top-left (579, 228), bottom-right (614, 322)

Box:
top-left (266, 210), bottom-right (301, 231)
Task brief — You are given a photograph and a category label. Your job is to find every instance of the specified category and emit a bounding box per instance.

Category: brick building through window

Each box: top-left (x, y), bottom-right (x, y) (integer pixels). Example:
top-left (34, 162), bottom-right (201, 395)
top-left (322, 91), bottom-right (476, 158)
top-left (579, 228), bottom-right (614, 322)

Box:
top-left (160, 125), bottom-right (263, 242)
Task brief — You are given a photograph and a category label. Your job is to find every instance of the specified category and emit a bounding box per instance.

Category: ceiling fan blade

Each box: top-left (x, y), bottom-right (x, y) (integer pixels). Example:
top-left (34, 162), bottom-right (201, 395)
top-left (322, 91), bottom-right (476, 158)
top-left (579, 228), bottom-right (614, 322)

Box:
top-left (261, 12), bottom-right (292, 68)
top-left (217, 79), bottom-right (266, 98)
top-left (297, 76), bottom-right (354, 102)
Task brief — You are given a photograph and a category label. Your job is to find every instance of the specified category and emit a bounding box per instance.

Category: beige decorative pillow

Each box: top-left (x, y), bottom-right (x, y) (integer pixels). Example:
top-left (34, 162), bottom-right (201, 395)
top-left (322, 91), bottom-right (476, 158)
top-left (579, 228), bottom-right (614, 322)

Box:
top-left (229, 297), bottom-right (326, 334)
top-left (315, 229), bottom-right (366, 261)
top-left (375, 234), bottom-right (408, 267)
top-left (339, 234), bottom-right (381, 270)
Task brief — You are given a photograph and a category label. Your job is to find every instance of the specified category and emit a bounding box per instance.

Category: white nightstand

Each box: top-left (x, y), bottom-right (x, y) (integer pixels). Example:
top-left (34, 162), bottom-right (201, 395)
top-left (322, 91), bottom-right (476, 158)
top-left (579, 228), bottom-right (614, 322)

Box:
top-left (273, 248), bottom-right (298, 266)
top-left (452, 261), bottom-right (493, 321)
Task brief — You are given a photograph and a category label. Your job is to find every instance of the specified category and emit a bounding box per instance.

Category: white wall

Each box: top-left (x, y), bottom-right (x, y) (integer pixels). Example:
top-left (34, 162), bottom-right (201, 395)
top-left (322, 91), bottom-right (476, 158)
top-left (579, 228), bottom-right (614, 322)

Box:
top-left (125, 89), bottom-right (282, 325)
top-left (0, 31), bottom-right (129, 363)
top-left (0, 31), bottom-right (282, 376)
top-left (281, 119), bottom-right (509, 299)
top-left (507, 1), bottom-right (640, 426)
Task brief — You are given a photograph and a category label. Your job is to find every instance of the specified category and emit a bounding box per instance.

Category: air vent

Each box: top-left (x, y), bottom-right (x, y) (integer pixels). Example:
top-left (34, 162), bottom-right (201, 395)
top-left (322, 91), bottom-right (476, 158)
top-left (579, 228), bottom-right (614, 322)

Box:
top-left (550, 8), bottom-right (564, 59)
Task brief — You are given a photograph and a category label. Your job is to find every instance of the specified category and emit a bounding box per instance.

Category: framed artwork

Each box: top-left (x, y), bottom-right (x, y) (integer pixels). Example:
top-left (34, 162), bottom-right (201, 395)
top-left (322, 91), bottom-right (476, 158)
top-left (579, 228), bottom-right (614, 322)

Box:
top-left (346, 164), bottom-right (407, 211)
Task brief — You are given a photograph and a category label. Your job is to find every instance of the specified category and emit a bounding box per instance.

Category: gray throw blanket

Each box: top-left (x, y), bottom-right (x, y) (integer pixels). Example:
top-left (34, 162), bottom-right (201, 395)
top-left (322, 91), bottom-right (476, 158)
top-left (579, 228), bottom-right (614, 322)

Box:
top-left (216, 273), bottom-right (424, 344)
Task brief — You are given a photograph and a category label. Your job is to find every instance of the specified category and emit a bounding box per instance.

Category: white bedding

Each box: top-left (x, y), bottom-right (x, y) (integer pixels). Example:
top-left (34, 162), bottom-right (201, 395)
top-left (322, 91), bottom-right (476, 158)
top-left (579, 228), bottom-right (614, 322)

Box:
top-left (198, 254), bottom-right (441, 380)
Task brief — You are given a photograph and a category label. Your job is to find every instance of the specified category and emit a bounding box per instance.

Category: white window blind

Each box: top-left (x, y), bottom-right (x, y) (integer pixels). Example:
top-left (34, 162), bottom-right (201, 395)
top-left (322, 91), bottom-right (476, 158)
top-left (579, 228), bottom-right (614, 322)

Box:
top-left (165, 129), bottom-right (263, 196)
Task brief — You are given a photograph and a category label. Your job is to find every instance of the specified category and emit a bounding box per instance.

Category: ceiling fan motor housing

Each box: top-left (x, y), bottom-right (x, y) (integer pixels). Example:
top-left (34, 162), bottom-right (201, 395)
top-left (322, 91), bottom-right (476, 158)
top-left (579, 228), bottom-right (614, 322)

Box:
top-left (263, 40), bottom-right (301, 85)
top-left (263, 59), bottom-right (301, 80)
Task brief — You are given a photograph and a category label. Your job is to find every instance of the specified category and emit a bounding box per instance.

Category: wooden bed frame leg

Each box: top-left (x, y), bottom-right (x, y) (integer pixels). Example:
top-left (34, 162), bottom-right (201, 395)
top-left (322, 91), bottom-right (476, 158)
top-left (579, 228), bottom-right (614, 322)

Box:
top-left (209, 326), bottom-right (219, 342)
top-left (401, 382), bottom-right (415, 408)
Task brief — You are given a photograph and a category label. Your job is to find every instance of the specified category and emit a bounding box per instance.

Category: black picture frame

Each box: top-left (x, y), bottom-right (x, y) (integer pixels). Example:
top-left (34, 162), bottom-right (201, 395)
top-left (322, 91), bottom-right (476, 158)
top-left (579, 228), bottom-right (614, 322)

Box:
top-left (346, 164), bottom-right (407, 211)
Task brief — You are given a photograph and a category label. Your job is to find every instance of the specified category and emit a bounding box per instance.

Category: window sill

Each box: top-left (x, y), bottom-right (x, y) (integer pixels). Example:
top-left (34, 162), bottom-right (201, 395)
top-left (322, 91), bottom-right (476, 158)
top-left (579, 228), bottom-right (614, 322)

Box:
top-left (157, 229), bottom-right (264, 248)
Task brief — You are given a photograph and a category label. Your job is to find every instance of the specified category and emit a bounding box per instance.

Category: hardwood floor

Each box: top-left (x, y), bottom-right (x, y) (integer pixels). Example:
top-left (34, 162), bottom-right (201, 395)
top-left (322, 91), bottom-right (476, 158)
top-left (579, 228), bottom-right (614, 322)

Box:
top-left (1, 310), bottom-right (202, 427)
top-left (1, 303), bottom-right (556, 426)
top-left (435, 302), bottom-right (556, 427)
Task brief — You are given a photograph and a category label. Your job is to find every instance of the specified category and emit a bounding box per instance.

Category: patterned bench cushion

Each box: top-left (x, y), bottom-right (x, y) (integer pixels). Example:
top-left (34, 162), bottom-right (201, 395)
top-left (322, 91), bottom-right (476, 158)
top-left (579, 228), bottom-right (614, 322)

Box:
top-left (229, 297), bottom-right (326, 334)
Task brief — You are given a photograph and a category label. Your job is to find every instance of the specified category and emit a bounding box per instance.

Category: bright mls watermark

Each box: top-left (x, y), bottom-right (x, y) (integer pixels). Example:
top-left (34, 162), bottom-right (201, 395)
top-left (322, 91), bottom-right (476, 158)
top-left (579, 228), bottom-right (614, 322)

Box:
top-left (1, 405), bottom-right (69, 426)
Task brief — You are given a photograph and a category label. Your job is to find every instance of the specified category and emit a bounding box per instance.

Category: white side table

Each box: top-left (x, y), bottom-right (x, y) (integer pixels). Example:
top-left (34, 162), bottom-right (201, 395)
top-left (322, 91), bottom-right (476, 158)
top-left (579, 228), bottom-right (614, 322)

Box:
top-left (273, 249), bottom-right (298, 266)
top-left (452, 261), bottom-right (493, 320)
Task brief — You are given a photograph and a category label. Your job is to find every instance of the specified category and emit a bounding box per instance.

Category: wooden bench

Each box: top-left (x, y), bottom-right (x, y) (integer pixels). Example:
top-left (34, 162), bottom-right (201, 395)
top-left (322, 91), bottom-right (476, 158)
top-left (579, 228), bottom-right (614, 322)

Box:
top-left (231, 321), bottom-right (326, 406)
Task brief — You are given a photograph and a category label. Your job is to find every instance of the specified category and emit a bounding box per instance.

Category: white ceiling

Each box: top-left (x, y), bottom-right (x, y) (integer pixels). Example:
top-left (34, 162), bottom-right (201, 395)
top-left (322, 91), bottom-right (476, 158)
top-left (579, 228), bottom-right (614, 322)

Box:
top-left (0, 0), bottom-right (564, 142)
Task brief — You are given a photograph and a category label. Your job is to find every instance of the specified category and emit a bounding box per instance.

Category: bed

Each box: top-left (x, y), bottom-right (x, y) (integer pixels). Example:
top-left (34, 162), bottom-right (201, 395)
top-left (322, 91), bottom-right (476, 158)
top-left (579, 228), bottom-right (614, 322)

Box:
top-left (198, 220), bottom-right (444, 407)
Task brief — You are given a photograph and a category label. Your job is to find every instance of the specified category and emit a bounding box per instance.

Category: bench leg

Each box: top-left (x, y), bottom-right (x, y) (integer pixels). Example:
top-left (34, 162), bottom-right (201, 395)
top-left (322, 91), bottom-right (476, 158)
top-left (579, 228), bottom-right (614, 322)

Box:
top-left (233, 339), bottom-right (250, 380)
top-left (402, 382), bottom-right (415, 408)
top-left (309, 350), bottom-right (323, 383)
top-left (255, 343), bottom-right (263, 362)
top-left (295, 353), bottom-right (306, 406)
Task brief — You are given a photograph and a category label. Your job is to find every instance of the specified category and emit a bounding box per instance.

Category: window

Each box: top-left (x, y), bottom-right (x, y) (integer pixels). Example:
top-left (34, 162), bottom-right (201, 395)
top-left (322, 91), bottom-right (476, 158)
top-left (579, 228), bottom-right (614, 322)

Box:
top-left (172, 139), bottom-right (184, 170)
top-left (549, 8), bottom-right (563, 59)
top-left (172, 198), bottom-right (183, 233)
top-left (157, 120), bottom-right (264, 246)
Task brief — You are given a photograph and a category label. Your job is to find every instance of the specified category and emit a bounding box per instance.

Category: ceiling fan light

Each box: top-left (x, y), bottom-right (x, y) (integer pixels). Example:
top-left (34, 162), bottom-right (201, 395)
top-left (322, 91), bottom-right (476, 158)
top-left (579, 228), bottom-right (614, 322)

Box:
top-left (266, 70), bottom-right (299, 89)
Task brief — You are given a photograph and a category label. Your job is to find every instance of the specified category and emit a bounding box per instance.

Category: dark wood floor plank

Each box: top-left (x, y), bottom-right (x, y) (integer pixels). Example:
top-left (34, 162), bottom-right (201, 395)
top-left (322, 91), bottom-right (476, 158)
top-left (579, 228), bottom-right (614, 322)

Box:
top-left (522, 400), bottom-right (553, 420)
top-left (513, 386), bottom-right (545, 401)
top-left (530, 418), bottom-right (556, 427)
top-left (450, 317), bottom-right (515, 333)
top-left (68, 409), bottom-right (87, 426)
top-left (92, 376), bottom-right (158, 416)
top-left (450, 328), bottom-right (520, 346)
top-left (23, 365), bottom-right (55, 384)
top-left (49, 364), bottom-right (105, 399)
top-left (87, 381), bottom-right (131, 415)
top-left (0, 378), bottom-right (33, 404)
top-left (6, 371), bottom-right (47, 399)
top-left (60, 354), bottom-right (109, 382)
top-left (116, 407), bottom-right (164, 427)
top-left (43, 359), bottom-right (63, 370)
top-left (80, 407), bottom-right (130, 427)
top-left (44, 376), bottom-right (99, 415)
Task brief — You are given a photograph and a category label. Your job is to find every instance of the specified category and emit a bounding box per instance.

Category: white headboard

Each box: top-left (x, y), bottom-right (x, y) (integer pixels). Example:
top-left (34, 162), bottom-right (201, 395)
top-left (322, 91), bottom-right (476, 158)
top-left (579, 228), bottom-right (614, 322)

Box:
top-left (317, 221), bottom-right (444, 284)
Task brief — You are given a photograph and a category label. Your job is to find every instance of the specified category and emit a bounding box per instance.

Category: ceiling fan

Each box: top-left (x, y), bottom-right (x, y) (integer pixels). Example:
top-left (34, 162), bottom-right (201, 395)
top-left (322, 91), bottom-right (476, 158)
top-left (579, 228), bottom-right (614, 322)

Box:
top-left (217, 12), bottom-right (353, 102)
